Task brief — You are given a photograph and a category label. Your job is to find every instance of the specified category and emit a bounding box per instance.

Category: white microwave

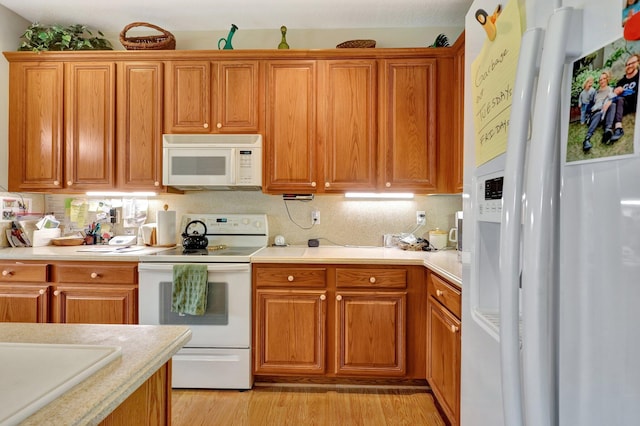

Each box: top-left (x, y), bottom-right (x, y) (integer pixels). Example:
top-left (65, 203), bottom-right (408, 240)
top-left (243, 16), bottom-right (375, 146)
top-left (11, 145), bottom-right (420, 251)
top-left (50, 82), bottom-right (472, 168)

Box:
top-left (162, 134), bottom-right (262, 190)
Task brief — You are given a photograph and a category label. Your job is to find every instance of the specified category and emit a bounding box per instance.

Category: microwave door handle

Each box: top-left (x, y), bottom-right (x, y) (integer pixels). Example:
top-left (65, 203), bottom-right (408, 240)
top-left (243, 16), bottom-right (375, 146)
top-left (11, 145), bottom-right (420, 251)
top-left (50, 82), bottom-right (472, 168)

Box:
top-left (229, 150), bottom-right (236, 184)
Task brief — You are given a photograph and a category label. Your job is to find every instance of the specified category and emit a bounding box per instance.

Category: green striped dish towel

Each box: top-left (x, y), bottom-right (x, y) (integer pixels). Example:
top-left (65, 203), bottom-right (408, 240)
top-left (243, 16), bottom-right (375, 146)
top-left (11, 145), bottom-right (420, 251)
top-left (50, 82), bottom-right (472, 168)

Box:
top-left (171, 264), bottom-right (208, 315)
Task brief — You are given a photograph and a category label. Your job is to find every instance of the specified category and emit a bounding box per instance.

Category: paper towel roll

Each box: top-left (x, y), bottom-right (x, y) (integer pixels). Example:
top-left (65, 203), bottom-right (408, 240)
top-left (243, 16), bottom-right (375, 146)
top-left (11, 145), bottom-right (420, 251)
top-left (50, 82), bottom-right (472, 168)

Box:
top-left (156, 209), bottom-right (176, 246)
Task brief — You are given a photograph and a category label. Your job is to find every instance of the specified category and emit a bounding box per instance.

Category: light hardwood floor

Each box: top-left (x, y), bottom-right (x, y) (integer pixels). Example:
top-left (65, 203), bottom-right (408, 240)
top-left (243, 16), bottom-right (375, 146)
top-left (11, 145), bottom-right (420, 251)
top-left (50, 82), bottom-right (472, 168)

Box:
top-left (172, 386), bottom-right (446, 425)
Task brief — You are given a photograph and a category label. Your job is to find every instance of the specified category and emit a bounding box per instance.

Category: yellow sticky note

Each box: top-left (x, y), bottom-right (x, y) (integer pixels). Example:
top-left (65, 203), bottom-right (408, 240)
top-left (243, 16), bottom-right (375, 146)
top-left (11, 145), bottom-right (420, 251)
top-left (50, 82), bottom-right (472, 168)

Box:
top-left (471, 0), bottom-right (524, 166)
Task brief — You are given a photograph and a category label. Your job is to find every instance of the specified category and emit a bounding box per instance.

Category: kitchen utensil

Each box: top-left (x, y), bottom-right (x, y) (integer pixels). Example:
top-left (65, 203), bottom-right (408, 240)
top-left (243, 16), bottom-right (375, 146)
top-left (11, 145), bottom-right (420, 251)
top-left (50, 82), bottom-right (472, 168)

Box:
top-left (181, 220), bottom-right (208, 250)
top-left (428, 228), bottom-right (448, 250)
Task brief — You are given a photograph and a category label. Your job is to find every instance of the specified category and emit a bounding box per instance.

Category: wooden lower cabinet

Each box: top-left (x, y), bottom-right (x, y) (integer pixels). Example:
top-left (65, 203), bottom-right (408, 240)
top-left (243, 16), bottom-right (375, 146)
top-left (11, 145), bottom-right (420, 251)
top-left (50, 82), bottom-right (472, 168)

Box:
top-left (335, 291), bottom-right (406, 376)
top-left (100, 360), bottom-right (171, 425)
top-left (254, 264), bottom-right (424, 381)
top-left (52, 262), bottom-right (138, 324)
top-left (427, 271), bottom-right (461, 426)
top-left (0, 262), bottom-right (50, 323)
top-left (254, 289), bottom-right (326, 374)
top-left (0, 260), bottom-right (138, 325)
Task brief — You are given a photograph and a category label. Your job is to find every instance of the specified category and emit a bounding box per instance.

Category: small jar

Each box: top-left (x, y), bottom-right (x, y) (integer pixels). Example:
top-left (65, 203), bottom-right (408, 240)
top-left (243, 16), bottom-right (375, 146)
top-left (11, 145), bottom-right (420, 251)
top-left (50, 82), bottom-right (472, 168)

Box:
top-left (428, 228), bottom-right (448, 250)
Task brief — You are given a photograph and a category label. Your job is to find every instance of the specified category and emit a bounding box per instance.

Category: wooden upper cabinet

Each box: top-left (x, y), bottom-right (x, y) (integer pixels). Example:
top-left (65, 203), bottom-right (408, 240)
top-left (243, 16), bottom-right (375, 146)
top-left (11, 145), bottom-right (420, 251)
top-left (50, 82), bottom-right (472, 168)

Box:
top-left (164, 61), bottom-right (211, 132)
top-left (452, 34), bottom-right (465, 193)
top-left (264, 60), bottom-right (318, 193)
top-left (117, 62), bottom-right (164, 190)
top-left (319, 60), bottom-right (378, 192)
top-left (164, 60), bottom-right (260, 133)
top-left (8, 62), bottom-right (64, 192)
top-left (380, 58), bottom-right (438, 193)
top-left (64, 62), bottom-right (116, 190)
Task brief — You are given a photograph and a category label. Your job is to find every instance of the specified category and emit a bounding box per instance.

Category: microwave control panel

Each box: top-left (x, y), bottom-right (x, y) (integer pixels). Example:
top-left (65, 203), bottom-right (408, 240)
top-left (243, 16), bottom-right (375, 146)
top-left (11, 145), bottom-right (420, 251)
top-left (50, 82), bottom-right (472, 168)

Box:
top-left (237, 149), bottom-right (256, 184)
top-left (477, 172), bottom-right (503, 223)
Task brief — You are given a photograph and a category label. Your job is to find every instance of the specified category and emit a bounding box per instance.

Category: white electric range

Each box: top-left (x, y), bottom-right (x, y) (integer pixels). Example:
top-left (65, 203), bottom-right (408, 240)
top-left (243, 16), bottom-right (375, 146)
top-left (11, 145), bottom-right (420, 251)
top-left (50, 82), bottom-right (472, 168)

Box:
top-left (138, 213), bottom-right (267, 389)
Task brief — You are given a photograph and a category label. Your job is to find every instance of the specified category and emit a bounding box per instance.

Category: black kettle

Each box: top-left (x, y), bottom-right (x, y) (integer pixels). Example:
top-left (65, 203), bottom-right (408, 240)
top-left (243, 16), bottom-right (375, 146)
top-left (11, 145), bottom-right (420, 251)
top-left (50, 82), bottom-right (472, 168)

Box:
top-left (181, 220), bottom-right (208, 250)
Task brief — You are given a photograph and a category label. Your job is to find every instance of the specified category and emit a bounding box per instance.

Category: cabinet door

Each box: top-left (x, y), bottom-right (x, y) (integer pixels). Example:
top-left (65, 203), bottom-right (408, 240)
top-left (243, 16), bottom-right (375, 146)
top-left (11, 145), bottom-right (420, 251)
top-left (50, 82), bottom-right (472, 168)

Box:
top-left (264, 60), bottom-right (318, 193)
top-left (254, 289), bottom-right (326, 374)
top-left (428, 299), bottom-right (461, 425)
top-left (380, 58), bottom-right (438, 192)
top-left (53, 284), bottom-right (137, 324)
top-left (164, 61), bottom-right (212, 133)
top-left (0, 285), bottom-right (50, 323)
top-left (7, 62), bottom-right (64, 191)
top-left (117, 62), bottom-right (164, 190)
top-left (64, 62), bottom-right (116, 190)
top-left (452, 36), bottom-right (465, 193)
top-left (319, 60), bottom-right (378, 192)
top-left (335, 291), bottom-right (406, 376)
top-left (216, 61), bottom-right (260, 132)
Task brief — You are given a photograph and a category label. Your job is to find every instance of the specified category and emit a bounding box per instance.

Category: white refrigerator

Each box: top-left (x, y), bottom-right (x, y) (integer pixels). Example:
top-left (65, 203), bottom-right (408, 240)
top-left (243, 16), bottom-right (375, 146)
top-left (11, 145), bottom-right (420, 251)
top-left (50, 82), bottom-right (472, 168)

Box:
top-left (461, 0), bottom-right (640, 425)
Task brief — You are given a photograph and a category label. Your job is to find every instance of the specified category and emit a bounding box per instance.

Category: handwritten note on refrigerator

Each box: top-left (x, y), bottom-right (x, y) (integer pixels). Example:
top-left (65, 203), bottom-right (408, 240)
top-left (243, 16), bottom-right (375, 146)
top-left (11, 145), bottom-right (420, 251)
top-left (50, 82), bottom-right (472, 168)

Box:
top-left (471, 0), bottom-right (523, 166)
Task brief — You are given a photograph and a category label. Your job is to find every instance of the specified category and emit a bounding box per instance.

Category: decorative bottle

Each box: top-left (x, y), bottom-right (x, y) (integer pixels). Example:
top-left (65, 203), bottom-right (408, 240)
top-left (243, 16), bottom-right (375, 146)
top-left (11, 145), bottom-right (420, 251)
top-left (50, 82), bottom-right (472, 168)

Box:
top-left (278, 26), bottom-right (290, 49)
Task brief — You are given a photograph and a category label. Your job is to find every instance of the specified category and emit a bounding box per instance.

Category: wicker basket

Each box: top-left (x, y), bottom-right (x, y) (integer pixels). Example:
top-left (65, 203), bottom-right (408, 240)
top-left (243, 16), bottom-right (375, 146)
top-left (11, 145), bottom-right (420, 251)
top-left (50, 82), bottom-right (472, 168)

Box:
top-left (120, 22), bottom-right (176, 50)
top-left (336, 39), bottom-right (376, 48)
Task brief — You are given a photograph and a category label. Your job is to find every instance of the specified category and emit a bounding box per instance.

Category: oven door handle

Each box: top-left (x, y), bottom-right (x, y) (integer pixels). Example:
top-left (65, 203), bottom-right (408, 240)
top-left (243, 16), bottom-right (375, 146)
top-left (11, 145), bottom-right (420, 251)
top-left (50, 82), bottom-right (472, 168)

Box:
top-left (138, 263), bottom-right (251, 273)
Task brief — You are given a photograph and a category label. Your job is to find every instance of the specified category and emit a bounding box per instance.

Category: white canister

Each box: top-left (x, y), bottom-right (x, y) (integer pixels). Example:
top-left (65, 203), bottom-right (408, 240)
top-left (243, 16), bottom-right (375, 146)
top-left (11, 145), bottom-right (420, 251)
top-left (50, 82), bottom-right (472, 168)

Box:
top-left (428, 228), bottom-right (448, 250)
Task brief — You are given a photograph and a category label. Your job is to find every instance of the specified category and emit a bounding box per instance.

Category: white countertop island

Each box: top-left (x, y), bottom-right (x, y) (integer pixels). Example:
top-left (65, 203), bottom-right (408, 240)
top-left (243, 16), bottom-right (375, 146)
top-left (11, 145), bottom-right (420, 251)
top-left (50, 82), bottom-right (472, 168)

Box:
top-left (0, 323), bottom-right (191, 425)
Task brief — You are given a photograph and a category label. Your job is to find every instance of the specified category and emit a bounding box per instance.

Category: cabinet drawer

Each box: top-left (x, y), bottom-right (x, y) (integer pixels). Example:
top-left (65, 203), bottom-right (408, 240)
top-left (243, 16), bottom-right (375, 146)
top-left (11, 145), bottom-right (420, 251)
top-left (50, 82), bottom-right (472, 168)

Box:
top-left (335, 268), bottom-right (406, 289)
top-left (55, 264), bottom-right (137, 284)
top-left (0, 263), bottom-right (48, 282)
top-left (428, 273), bottom-right (461, 319)
top-left (255, 267), bottom-right (327, 287)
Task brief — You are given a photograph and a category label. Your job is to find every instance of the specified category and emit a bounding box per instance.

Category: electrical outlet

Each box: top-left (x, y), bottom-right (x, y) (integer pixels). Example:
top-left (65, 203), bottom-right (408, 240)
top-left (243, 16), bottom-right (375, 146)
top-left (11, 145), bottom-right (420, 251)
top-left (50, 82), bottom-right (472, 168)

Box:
top-left (312, 209), bottom-right (320, 224)
top-left (416, 211), bottom-right (426, 225)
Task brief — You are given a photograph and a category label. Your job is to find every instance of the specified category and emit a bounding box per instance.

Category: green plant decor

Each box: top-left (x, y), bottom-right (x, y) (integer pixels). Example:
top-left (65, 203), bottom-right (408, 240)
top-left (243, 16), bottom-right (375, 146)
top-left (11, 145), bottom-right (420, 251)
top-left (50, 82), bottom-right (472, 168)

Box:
top-left (18, 23), bottom-right (113, 52)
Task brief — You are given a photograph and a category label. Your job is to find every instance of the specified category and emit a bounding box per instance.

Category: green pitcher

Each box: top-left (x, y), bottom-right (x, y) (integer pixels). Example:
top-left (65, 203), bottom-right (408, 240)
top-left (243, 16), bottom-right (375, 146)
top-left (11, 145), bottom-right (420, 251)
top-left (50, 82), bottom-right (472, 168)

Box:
top-left (218, 24), bottom-right (238, 50)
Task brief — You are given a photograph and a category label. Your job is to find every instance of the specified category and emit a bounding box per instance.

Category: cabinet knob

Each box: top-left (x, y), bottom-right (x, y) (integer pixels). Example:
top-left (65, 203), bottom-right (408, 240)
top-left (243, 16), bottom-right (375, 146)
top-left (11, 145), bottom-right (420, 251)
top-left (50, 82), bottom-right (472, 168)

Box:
top-left (203, 123), bottom-right (209, 129)
top-left (154, 181), bottom-right (160, 187)
top-left (67, 181), bottom-right (73, 186)
top-left (436, 289), bottom-right (444, 297)
top-left (2, 270), bottom-right (12, 276)
top-left (54, 290), bottom-right (60, 296)
top-left (39, 289), bottom-right (45, 295)
top-left (325, 182), bottom-right (330, 188)
top-left (385, 182), bottom-right (391, 188)
top-left (287, 275), bottom-right (294, 282)
top-left (320, 294), bottom-right (326, 301)
top-left (53, 180), bottom-right (60, 186)
top-left (336, 295), bottom-right (342, 301)
top-left (369, 276), bottom-right (376, 284)
top-left (311, 182), bottom-right (317, 188)
top-left (90, 272), bottom-right (99, 279)
top-left (216, 123), bottom-right (222, 129)
top-left (450, 324), bottom-right (459, 333)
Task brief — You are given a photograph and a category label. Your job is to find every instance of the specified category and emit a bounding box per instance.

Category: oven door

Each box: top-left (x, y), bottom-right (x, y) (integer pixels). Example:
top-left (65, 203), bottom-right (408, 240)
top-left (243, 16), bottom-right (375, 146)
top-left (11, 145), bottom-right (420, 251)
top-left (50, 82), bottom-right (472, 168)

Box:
top-left (138, 263), bottom-right (251, 348)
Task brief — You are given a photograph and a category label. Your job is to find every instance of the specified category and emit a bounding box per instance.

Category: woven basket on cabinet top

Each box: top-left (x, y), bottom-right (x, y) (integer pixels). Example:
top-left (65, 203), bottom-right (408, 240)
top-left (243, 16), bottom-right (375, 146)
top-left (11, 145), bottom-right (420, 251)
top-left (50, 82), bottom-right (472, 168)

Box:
top-left (120, 22), bottom-right (176, 50)
top-left (336, 39), bottom-right (376, 48)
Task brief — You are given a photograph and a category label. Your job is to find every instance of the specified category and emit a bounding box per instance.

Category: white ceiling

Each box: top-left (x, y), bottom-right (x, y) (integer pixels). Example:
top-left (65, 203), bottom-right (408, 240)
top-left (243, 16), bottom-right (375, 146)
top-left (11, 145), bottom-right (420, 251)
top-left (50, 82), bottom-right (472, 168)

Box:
top-left (0, 0), bottom-right (473, 32)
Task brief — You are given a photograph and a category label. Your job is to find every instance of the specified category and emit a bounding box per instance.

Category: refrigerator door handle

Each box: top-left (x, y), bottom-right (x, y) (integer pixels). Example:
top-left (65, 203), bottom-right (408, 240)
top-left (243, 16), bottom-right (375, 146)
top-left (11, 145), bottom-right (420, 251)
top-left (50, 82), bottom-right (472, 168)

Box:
top-left (522, 7), bottom-right (578, 426)
top-left (499, 26), bottom-right (544, 426)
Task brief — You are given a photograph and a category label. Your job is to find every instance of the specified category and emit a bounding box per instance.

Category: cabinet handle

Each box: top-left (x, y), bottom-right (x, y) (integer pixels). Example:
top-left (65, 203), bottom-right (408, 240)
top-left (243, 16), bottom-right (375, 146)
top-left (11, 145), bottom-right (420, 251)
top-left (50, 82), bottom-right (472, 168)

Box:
top-left (203, 123), bottom-right (209, 129)
top-left (90, 272), bottom-right (99, 279)
top-left (325, 182), bottom-right (330, 188)
top-left (369, 276), bottom-right (376, 284)
top-left (67, 181), bottom-right (73, 186)
top-left (1, 270), bottom-right (12, 276)
top-left (216, 123), bottom-right (222, 129)
top-left (385, 182), bottom-right (391, 188)
top-left (54, 290), bottom-right (60, 296)
top-left (311, 182), bottom-right (317, 188)
top-left (154, 181), bottom-right (160, 187)
top-left (436, 289), bottom-right (444, 297)
top-left (320, 294), bottom-right (326, 301)
top-left (336, 295), bottom-right (342, 301)
top-left (39, 289), bottom-right (45, 295)
top-left (54, 180), bottom-right (60, 186)
top-left (287, 275), bottom-right (294, 282)
top-left (450, 324), bottom-right (459, 333)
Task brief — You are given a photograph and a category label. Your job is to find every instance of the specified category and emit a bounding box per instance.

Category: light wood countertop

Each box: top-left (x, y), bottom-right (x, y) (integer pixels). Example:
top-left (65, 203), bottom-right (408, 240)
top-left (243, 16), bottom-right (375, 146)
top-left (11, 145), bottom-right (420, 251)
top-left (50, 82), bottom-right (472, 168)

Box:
top-left (0, 323), bottom-right (191, 425)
